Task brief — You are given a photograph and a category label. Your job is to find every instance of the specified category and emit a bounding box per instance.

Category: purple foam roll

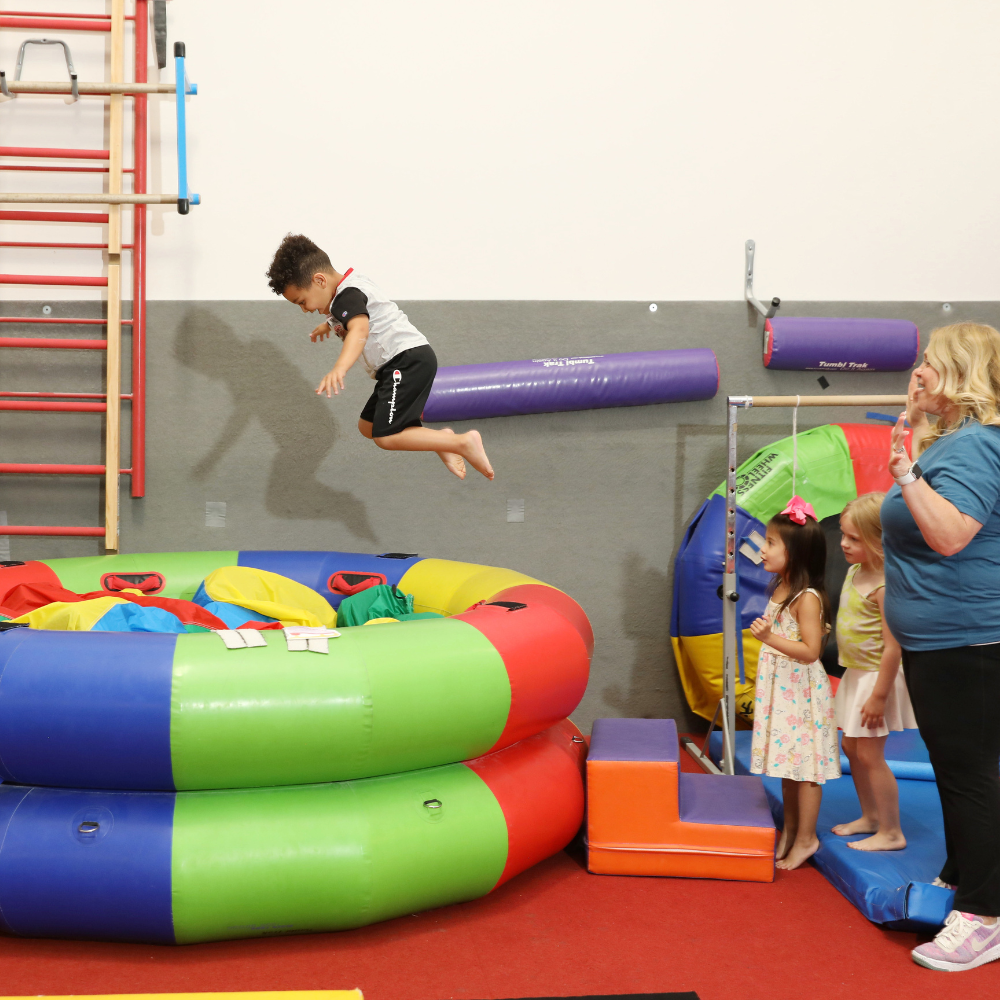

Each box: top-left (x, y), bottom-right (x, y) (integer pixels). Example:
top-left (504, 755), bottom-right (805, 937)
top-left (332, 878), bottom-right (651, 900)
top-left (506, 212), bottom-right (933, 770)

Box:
top-left (763, 317), bottom-right (919, 372)
top-left (422, 348), bottom-right (719, 422)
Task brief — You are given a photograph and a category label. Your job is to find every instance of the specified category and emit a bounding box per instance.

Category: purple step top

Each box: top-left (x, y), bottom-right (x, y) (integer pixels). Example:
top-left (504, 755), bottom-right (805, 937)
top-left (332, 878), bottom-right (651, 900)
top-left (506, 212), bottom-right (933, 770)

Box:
top-left (764, 316), bottom-right (919, 372)
top-left (679, 771), bottom-right (775, 829)
top-left (588, 717), bottom-right (679, 764)
top-left (423, 348), bottom-right (719, 422)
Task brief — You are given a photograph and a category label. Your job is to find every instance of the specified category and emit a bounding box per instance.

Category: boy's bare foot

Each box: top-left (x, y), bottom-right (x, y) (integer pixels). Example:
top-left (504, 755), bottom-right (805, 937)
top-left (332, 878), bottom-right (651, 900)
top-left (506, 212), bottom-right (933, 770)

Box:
top-left (438, 429), bottom-right (467, 479)
top-left (832, 818), bottom-right (878, 836)
top-left (775, 827), bottom-right (796, 861)
top-left (847, 831), bottom-right (906, 852)
top-left (460, 429), bottom-right (494, 480)
top-left (775, 837), bottom-right (820, 870)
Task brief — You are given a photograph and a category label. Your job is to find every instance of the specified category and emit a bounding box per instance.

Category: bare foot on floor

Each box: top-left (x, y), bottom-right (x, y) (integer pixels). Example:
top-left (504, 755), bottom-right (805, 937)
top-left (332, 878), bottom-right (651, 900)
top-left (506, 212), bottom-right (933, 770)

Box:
top-left (461, 429), bottom-right (494, 480)
top-left (832, 818), bottom-right (878, 836)
top-left (437, 429), bottom-right (467, 479)
top-left (775, 838), bottom-right (820, 870)
top-left (847, 831), bottom-right (906, 852)
top-left (776, 827), bottom-right (796, 861)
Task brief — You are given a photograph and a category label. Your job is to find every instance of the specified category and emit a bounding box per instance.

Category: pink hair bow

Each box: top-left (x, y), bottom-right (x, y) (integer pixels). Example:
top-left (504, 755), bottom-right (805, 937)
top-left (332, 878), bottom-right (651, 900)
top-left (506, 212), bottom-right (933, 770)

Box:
top-left (780, 495), bottom-right (817, 525)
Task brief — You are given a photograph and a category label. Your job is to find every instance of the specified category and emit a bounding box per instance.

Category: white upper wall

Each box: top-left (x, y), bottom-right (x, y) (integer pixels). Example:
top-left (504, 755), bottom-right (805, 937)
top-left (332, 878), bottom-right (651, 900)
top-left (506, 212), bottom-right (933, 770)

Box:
top-left (2, 0), bottom-right (999, 301)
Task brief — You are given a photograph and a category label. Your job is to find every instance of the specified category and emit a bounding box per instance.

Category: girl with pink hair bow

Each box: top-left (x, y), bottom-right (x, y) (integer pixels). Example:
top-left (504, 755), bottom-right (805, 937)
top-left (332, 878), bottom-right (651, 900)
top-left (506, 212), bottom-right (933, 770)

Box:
top-left (749, 495), bottom-right (841, 870)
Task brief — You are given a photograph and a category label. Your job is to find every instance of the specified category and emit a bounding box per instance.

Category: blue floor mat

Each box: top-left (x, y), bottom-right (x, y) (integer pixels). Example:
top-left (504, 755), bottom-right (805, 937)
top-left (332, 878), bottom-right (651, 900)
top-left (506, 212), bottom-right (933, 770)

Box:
top-left (707, 731), bottom-right (953, 930)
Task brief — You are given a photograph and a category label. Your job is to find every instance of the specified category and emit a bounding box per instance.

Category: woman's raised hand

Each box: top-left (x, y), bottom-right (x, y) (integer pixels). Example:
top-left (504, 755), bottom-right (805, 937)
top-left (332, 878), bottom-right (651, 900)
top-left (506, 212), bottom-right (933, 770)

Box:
top-left (749, 617), bottom-right (772, 643)
top-left (889, 411), bottom-right (911, 479)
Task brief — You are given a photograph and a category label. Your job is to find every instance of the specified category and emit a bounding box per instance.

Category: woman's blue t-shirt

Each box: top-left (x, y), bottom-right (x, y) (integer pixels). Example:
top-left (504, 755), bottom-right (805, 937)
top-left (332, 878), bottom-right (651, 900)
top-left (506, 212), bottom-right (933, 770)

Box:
top-left (882, 420), bottom-right (1000, 650)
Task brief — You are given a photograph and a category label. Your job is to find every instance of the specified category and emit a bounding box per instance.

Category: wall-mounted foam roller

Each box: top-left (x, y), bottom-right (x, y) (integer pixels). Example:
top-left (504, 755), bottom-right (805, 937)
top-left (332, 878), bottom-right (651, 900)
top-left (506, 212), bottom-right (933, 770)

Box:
top-left (423, 348), bottom-right (719, 422)
top-left (763, 317), bottom-right (919, 372)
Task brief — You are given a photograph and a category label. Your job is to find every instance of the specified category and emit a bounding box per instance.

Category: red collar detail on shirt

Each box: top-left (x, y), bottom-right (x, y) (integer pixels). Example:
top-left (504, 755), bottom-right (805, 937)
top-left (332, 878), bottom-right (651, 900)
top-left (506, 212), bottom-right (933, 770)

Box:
top-left (336, 268), bottom-right (354, 289)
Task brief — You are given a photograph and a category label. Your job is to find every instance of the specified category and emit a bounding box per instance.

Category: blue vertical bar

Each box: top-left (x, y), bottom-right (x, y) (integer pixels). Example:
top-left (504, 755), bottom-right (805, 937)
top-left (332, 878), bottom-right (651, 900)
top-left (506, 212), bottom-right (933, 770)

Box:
top-left (174, 42), bottom-right (189, 214)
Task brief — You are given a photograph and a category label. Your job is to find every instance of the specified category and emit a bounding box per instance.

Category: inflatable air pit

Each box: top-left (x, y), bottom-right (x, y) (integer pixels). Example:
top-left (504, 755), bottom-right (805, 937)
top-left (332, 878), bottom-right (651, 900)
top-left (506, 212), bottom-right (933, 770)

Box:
top-left (0, 552), bottom-right (592, 943)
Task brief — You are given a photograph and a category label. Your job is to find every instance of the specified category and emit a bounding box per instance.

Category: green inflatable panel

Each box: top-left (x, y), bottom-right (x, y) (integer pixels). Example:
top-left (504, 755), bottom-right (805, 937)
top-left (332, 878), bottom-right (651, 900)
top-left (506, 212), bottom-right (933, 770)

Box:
top-left (711, 423), bottom-right (857, 523)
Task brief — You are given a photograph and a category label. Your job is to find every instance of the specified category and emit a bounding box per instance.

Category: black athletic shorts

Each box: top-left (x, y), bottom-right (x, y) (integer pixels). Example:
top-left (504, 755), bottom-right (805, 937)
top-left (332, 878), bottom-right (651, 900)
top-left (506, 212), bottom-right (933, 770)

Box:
top-left (360, 344), bottom-right (437, 438)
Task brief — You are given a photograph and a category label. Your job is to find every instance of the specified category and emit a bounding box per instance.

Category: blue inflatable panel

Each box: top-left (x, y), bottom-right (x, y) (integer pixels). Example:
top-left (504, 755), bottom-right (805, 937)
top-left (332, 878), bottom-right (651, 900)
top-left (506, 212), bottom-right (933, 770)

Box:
top-left (839, 729), bottom-right (934, 782)
top-left (671, 494), bottom-right (770, 637)
top-left (0, 629), bottom-right (176, 790)
top-left (709, 731), bottom-right (952, 929)
top-left (0, 785), bottom-right (175, 943)
top-left (238, 551), bottom-right (423, 610)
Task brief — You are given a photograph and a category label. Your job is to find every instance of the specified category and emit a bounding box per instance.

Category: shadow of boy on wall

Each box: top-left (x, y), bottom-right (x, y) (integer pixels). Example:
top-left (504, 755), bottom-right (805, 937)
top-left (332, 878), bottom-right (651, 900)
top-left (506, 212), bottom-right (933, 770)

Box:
top-left (173, 308), bottom-right (377, 543)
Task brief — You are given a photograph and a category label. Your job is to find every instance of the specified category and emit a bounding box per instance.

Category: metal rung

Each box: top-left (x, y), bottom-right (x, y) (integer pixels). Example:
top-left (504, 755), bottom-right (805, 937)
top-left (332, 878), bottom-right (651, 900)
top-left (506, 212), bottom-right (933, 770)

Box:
top-left (0, 16), bottom-right (112, 32)
top-left (0, 337), bottom-right (107, 349)
top-left (0, 400), bottom-right (105, 412)
top-left (0, 146), bottom-right (109, 160)
top-left (0, 210), bottom-right (108, 223)
top-left (0, 464), bottom-right (132, 476)
top-left (0, 525), bottom-right (106, 537)
top-left (0, 318), bottom-right (133, 326)
top-left (0, 274), bottom-right (108, 287)
top-left (0, 392), bottom-right (132, 400)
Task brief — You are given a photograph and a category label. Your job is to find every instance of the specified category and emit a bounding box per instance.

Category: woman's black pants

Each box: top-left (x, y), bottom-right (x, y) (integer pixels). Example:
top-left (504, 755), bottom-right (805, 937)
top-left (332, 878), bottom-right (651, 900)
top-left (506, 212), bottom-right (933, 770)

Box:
top-left (903, 644), bottom-right (1000, 916)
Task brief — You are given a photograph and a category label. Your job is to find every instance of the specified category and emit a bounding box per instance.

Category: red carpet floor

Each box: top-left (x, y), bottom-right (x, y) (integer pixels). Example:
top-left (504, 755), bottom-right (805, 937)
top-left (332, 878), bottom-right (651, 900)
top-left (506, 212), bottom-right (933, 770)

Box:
top-left (0, 749), bottom-right (995, 1000)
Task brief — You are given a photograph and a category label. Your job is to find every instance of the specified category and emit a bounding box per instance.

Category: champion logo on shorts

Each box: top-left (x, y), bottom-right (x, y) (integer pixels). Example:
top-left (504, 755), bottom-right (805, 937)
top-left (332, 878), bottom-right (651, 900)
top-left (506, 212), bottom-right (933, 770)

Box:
top-left (388, 369), bottom-right (402, 423)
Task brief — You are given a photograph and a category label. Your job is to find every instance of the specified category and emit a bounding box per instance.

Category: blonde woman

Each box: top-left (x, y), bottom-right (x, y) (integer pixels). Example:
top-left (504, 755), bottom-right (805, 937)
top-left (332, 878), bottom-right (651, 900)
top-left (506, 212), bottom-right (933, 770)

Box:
top-left (884, 323), bottom-right (1000, 972)
top-left (832, 492), bottom-right (916, 853)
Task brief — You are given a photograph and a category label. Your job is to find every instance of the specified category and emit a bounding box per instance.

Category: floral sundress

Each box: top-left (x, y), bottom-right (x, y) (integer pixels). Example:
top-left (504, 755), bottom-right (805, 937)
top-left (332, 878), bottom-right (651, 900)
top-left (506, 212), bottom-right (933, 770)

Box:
top-left (750, 588), bottom-right (841, 784)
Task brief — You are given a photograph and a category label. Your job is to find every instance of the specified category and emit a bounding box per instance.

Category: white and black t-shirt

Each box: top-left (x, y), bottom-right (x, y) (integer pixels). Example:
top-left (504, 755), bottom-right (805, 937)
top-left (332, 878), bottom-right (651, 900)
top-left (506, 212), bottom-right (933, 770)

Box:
top-left (326, 269), bottom-right (429, 378)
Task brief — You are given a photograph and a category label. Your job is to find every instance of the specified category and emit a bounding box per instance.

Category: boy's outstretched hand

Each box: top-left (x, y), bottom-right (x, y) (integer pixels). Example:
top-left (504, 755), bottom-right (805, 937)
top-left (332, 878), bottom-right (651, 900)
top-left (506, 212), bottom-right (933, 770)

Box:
top-left (310, 321), bottom-right (331, 343)
top-left (317, 367), bottom-right (347, 396)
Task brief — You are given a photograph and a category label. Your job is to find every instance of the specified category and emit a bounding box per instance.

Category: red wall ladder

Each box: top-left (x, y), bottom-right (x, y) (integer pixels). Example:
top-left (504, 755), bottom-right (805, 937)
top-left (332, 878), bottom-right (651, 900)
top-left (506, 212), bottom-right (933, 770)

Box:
top-left (0, 1), bottom-right (183, 551)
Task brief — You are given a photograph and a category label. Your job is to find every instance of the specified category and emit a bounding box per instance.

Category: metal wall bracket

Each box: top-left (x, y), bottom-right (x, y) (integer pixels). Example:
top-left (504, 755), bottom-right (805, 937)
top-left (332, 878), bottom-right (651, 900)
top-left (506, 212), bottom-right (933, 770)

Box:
top-left (745, 239), bottom-right (780, 319)
top-left (9, 38), bottom-right (79, 101)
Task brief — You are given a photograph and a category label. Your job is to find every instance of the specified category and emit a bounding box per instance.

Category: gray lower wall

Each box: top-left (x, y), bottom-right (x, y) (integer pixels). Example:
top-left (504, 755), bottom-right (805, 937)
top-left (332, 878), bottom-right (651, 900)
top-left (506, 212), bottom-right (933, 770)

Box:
top-left (1, 299), bottom-right (991, 732)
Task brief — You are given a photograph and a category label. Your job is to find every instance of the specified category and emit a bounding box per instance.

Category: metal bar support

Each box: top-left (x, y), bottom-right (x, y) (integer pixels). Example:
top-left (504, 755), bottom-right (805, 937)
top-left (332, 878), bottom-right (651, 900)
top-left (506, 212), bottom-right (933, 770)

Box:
top-left (719, 391), bottom-right (914, 775)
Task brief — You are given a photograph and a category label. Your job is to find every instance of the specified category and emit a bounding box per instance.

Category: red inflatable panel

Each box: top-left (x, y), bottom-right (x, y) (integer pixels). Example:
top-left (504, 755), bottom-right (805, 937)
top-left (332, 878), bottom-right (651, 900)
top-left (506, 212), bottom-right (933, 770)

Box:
top-left (0, 560), bottom-right (61, 607)
top-left (467, 718), bottom-right (586, 887)
top-left (456, 599), bottom-right (590, 752)
top-left (490, 582), bottom-right (594, 655)
top-left (837, 423), bottom-right (912, 496)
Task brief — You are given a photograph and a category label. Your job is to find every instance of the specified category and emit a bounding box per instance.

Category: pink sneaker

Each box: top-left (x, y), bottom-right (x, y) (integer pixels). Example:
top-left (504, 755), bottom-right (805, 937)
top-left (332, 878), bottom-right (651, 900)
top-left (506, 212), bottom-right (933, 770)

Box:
top-left (912, 910), bottom-right (1000, 971)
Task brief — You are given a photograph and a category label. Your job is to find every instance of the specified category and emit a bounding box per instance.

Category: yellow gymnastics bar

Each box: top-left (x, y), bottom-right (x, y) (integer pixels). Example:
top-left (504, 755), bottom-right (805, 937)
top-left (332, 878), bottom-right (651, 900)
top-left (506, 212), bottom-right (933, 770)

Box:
top-left (0, 993), bottom-right (363, 1000)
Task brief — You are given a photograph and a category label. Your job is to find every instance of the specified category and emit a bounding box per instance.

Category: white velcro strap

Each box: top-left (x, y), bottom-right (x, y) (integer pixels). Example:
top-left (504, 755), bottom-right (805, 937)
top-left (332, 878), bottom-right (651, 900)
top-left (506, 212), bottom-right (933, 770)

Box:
top-left (216, 630), bottom-right (247, 649)
top-left (236, 628), bottom-right (268, 648)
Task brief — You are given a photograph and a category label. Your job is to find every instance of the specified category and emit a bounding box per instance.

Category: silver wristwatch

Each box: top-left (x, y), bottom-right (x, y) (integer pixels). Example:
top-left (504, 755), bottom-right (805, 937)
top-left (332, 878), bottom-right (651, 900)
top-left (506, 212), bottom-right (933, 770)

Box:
top-left (894, 462), bottom-right (923, 486)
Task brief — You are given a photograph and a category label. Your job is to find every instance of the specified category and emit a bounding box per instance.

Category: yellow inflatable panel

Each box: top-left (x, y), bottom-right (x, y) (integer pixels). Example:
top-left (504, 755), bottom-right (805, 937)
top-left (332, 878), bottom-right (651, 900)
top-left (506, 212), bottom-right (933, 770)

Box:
top-left (672, 631), bottom-right (761, 725)
top-left (11, 596), bottom-right (126, 631)
top-left (203, 566), bottom-right (336, 627)
top-left (0, 994), bottom-right (363, 1000)
top-left (399, 558), bottom-right (550, 615)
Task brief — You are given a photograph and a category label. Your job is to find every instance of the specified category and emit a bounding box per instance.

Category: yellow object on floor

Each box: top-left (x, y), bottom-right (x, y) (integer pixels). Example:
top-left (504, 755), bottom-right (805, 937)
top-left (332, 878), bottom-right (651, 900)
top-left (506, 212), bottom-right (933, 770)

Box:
top-left (0, 993), bottom-right (362, 1000)
top-left (203, 566), bottom-right (336, 627)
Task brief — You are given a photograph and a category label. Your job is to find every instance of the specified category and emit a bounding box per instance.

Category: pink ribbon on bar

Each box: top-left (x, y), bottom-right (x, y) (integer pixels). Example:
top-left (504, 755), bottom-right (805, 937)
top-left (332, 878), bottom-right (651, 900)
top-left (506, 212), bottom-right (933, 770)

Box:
top-left (780, 495), bottom-right (817, 525)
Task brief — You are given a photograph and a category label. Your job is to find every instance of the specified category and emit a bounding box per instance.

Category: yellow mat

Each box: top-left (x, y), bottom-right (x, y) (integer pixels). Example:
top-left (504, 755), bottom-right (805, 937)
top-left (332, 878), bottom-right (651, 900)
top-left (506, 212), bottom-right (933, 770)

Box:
top-left (1, 993), bottom-right (362, 1000)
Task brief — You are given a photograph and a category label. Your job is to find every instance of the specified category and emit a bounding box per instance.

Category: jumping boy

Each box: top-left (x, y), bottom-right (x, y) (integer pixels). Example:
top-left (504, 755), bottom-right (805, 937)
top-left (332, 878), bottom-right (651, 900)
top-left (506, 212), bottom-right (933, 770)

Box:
top-left (266, 234), bottom-right (494, 481)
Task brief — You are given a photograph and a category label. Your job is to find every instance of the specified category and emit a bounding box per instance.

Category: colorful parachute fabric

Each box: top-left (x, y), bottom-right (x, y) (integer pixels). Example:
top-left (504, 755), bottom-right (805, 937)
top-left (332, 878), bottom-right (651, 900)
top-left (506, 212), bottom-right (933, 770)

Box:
top-left (197, 565), bottom-right (338, 627)
top-left (671, 423), bottom-right (904, 723)
top-left (0, 567), bottom-right (323, 634)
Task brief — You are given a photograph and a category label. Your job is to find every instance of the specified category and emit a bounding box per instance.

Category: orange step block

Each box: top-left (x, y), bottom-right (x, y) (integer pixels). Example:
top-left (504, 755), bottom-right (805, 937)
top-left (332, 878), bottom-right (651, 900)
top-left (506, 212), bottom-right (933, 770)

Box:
top-left (587, 718), bottom-right (776, 882)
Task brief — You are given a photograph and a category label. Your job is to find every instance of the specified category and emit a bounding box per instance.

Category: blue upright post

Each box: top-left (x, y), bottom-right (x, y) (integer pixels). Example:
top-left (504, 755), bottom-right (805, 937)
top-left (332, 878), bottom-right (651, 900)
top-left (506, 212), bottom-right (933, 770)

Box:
top-left (173, 41), bottom-right (199, 215)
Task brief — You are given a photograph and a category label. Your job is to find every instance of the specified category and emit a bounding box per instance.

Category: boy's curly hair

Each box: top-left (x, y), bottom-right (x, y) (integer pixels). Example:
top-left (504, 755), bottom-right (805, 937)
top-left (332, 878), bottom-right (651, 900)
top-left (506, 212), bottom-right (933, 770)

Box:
top-left (266, 234), bottom-right (333, 295)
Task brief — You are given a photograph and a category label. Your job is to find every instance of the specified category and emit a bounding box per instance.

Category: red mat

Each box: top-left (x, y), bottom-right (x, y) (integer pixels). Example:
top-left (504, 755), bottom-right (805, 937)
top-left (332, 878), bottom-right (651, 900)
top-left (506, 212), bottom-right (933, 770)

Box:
top-left (0, 744), bottom-right (992, 1000)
